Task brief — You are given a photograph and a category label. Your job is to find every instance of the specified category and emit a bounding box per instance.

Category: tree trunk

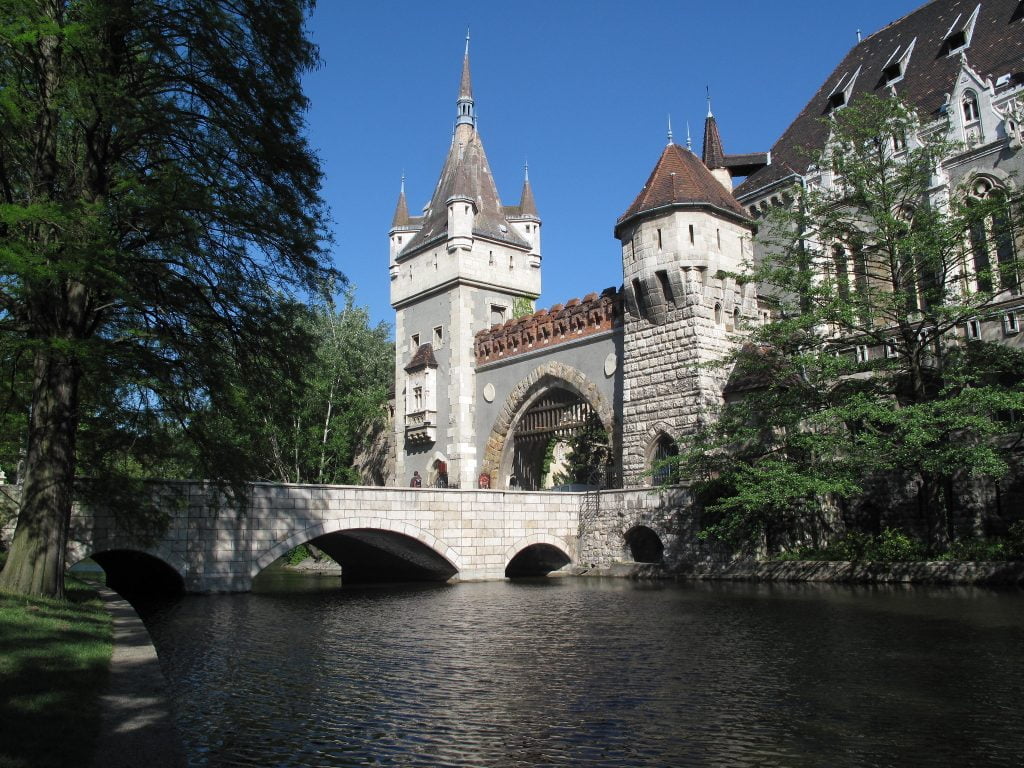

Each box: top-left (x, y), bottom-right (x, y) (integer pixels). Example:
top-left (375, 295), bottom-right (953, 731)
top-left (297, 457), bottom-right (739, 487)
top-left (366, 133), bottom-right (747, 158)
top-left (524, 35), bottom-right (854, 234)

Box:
top-left (0, 347), bottom-right (81, 598)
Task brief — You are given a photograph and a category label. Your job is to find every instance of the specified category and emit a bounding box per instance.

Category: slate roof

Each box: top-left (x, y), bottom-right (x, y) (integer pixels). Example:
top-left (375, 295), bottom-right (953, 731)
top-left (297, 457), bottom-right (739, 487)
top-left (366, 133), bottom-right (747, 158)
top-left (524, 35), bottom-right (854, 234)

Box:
top-left (735, 0), bottom-right (1024, 200)
top-left (398, 53), bottom-right (530, 257)
top-left (615, 143), bottom-right (750, 236)
top-left (404, 343), bottom-right (438, 372)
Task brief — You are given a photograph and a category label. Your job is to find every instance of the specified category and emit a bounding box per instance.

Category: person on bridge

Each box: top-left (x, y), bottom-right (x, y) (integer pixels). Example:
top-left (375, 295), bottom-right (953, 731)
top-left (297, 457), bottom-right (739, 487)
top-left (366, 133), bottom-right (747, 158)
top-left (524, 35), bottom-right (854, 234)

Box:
top-left (410, 471), bottom-right (422, 488)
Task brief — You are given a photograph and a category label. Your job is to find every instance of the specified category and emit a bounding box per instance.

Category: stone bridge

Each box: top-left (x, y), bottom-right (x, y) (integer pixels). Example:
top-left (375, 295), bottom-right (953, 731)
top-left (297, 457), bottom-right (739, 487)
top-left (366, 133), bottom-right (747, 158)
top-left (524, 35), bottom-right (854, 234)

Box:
top-left (2, 482), bottom-right (703, 593)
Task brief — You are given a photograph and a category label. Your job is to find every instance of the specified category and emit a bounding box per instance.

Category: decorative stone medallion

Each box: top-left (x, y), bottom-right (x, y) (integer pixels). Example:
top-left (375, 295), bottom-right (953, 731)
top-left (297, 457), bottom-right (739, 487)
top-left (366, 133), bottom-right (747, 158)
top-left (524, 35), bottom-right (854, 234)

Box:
top-left (604, 353), bottom-right (617, 377)
top-left (483, 382), bottom-right (496, 402)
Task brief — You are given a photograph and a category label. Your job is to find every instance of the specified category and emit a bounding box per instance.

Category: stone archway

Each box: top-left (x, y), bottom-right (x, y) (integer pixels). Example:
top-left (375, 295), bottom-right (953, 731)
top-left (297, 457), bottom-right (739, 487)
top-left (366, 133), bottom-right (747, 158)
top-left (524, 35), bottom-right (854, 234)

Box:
top-left (481, 362), bottom-right (617, 489)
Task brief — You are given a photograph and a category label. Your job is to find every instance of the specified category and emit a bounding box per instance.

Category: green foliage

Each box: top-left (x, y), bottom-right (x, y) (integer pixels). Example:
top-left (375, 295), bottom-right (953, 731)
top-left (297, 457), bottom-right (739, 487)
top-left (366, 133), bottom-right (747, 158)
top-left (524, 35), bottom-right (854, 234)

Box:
top-left (775, 528), bottom-right (923, 562)
top-left (941, 522), bottom-right (1024, 561)
top-left (512, 296), bottom-right (535, 318)
top-left (0, 0), bottom-right (334, 596)
top-left (247, 287), bottom-right (393, 485)
top-left (674, 95), bottom-right (1024, 554)
top-left (285, 544), bottom-right (311, 565)
top-left (0, 577), bottom-right (111, 768)
top-left (554, 413), bottom-right (613, 487)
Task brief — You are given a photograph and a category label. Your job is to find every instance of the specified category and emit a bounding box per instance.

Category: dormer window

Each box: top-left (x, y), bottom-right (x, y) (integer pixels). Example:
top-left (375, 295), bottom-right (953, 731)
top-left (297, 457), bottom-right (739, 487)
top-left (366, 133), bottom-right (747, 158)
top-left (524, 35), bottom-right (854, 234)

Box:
top-left (939, 4), bottom-right (980, 56)
top-left (880, 39), bottom-right (915, 87)
top-left (826, 68), bottom-right (860, 114)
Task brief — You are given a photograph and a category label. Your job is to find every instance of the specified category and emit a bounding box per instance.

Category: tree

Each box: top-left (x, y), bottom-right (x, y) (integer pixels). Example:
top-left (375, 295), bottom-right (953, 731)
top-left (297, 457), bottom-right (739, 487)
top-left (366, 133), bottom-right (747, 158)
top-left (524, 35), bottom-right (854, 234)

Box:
top-left (678, 95), bottom-right (1024, 554)
top-left (254, 288), bottom-right (393, 485)
top-left (0, 0), bottom-right (334, 597)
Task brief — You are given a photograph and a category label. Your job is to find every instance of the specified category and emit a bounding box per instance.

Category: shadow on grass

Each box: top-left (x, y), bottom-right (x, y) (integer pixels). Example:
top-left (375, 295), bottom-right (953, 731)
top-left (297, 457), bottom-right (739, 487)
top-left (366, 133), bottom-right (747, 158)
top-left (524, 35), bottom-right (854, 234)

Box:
top-left (0, 578), bottom-right (111, 768)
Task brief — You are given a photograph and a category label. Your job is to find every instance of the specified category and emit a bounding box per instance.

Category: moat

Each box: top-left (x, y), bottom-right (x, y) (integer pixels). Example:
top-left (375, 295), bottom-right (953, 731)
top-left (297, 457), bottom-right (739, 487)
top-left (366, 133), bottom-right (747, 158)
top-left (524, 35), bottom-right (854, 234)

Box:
top-left (141, 574), bottom-right (1024, 767)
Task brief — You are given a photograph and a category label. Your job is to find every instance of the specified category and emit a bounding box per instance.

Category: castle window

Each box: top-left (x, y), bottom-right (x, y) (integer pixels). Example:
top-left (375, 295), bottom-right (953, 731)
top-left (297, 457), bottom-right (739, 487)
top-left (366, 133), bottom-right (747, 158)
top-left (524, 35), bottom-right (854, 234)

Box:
top-left (885, 338), bottom-right (899, 358)
top-left (832, 244), bottom-right (851, 301)
top-left (1004, 312), bottom-right (1019, 335)
top-left (732, 307), bottom-right (741, 329)
top-left (716, 229), bottom-right (721, 249)
top-left (648, 433), bottom-right (679, 486)
top-left (965, 177), bottom-right (1020, 294)
top-left (966, 317), bottom-right (982, 340)
top-left (509, 254), bottom-right (514, 270)
top-left (689, 224), bottom-right (695, 245)
top-left (397, 235), bottom-right (403, 244)
top-left (657, 228), bottom-right (663, 251)
top-left (490, 305), bottom-right (507, 326)
top-left (410, 333), bottom-right (419, 353)
top-left (856, 345), bottom-right (869, 363)
top-left (892, 132), bottom-right (907, 152)
top-left (881, 38), bottom-right (915, 87)
top-left (962, 91), bottom-right (980, 123)
top-left (656, 270), bottom-right (675, 308)
top-left (714, 303), bottom-right (723, 325)
top-left (489, 250), bottom-right (494, 265)
top-left (433, 326), bottom-right (443, 347)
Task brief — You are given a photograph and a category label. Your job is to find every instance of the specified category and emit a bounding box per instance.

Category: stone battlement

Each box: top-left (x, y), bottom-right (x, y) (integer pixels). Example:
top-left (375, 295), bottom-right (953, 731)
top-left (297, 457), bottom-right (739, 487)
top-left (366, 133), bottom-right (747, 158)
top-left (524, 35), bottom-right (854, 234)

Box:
top-left (475, 287), bottom-right (622, 365)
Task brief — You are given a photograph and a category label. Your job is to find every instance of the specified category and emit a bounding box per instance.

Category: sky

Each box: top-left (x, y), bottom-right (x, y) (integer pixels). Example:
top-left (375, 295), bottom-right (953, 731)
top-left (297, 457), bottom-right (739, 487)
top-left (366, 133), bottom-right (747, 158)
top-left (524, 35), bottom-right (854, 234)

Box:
top-left (302, 0), bottom-right (926, 332)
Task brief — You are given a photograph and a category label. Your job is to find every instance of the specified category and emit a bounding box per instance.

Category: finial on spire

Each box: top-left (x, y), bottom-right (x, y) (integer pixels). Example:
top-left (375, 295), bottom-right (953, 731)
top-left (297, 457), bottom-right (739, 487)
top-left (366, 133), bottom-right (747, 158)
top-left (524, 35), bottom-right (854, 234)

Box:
top-left (523, 159), bottom-right (529, 182)
top-left (465, 27), bottom-right (470, 57)
top-left (706, 85), bottom-right (713, 118)
top-left (400, 171), bottom-right (406, 195)
top-left (667, 114), bottom-right (673, 146)
top-left (456, 31), bottom-right (476, 130)
top-left (686, 121), bottom-right (692, 151)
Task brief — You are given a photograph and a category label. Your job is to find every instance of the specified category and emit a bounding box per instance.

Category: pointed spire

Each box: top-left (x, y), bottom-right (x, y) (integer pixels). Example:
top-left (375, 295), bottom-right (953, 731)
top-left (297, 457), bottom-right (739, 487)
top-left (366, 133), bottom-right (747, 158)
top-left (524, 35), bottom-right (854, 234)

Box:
top-left (702, 109), bottom-right (725, 169)
top-left (519, 161), bottom-right (538, 217)
top-left (455, 30), bottom-right (476, 132)
top-left (391, 173), bottom-right (410, 228)
top-left (667, 114), bottom-right (673, 146)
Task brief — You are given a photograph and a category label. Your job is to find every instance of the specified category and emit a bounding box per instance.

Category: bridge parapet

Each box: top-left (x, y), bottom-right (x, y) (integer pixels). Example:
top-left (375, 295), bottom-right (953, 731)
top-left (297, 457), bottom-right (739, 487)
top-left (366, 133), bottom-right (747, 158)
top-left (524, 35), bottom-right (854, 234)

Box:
top-left (6, 481), bottom-right (706, 592)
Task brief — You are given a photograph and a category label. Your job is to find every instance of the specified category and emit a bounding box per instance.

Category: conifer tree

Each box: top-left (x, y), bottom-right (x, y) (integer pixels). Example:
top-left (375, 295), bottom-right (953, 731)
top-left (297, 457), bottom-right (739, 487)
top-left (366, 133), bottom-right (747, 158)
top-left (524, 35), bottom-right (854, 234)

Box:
top-left (0, 0), bottom-right (333, 596)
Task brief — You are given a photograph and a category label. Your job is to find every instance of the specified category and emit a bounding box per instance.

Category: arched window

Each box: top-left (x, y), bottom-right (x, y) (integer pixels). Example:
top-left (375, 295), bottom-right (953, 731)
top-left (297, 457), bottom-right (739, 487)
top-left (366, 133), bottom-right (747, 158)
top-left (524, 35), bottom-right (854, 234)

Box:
top-left (649, 433), bottom-right (679, 486)
top-left (714, 303), bottom-right (723, 325)
top-left (962, 91), bottom-right (980, 123)
top-left (965, 177), bottom-right (1019, 294)
top-left (832, 243), bottom-right (851, 301)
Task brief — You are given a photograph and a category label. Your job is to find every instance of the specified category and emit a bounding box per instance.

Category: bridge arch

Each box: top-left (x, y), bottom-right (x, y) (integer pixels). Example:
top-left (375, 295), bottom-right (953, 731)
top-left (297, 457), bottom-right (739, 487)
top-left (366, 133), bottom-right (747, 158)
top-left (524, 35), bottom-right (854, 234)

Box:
top-left (253, 517), bottom-right (462, 583)
top-left (503, 533), bottom-right (574, 577)
top-left (623, 524), bottom-right (665, 563)
top-left (482, 362), bottom-right (617, 490)
top-left (72, 548), bottom-right (186, 598)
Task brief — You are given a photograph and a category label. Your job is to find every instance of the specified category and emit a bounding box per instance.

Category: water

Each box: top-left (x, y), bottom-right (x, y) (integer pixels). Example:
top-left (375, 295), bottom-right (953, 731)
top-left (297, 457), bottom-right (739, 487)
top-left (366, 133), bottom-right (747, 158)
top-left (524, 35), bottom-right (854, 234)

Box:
top-left (141, 572), bottom-right (1024, 767)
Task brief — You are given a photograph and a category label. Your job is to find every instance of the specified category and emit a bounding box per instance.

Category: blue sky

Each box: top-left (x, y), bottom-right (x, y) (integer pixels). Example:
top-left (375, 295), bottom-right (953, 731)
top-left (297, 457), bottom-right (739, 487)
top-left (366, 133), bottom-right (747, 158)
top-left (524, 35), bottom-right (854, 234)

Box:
top-left (303, 0), bottom-right (925, 331)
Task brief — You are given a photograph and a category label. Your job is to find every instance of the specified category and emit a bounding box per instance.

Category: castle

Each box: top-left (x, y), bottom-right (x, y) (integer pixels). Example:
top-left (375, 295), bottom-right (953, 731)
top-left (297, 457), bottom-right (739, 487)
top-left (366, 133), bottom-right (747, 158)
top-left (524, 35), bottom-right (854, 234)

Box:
top-left (389, 0), bottom-right (1024, 492)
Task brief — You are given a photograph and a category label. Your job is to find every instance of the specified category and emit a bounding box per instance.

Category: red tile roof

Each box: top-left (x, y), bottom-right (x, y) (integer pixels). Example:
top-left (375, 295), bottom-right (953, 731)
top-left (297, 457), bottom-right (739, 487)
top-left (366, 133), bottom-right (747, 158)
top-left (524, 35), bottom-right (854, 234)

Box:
top-left (616, 144), bottom-right (749, 236)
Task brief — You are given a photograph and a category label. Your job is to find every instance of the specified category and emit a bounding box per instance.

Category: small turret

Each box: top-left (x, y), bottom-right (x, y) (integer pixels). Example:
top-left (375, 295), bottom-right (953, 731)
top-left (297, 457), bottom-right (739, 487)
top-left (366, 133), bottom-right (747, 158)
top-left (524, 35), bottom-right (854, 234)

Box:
top-left (446, 193), bottom-right (476, 253)
top-left (389, 174), bottom-right (421, 271)
top-left (507, 163), bottom-right (541, 259)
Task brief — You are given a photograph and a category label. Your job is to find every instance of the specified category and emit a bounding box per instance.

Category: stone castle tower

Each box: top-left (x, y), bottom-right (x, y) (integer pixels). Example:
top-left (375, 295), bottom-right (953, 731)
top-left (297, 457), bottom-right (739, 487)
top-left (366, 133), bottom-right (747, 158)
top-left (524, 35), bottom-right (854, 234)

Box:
top-left (614, 110), bottom-right (764, 485)
top-left (389, 38), bottom-right (541, 488)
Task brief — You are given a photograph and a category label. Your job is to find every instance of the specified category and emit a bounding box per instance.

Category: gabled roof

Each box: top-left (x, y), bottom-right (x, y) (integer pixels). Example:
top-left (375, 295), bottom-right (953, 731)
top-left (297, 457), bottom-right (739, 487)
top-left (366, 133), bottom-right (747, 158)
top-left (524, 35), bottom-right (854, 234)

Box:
top-left (405, 343), bottom-right (438, 372)
top-left (736, 0), bottom-right (1024, 200)
top-left (615, 143), bottom-right (749, 236)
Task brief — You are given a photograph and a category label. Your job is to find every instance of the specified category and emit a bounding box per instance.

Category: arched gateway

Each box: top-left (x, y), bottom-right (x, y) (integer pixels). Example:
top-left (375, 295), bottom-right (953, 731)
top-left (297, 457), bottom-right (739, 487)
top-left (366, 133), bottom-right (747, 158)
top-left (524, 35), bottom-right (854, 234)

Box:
top-left (481, 362), bottom-right (618, 490)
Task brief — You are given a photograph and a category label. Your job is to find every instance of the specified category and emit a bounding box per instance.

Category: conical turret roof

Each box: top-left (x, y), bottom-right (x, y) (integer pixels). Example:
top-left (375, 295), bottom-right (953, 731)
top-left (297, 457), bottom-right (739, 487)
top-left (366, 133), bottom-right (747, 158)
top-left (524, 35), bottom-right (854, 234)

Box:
top-left (517, 167), bottom-right (538, 217)
top-left (702, 113), bottom-right (726, 170)
top-left (391, 177), bottom-right (410, 228)
top-left (399, 45), bottom-right (529, 255)
top-left (615, 144), bottom-right (749, 236)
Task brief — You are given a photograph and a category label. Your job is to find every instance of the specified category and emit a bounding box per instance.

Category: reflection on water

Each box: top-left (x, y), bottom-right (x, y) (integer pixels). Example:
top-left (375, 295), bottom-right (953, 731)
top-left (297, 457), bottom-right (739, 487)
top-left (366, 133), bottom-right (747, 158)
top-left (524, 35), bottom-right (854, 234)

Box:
top-left (141, 577), bottom-right (1024, 767)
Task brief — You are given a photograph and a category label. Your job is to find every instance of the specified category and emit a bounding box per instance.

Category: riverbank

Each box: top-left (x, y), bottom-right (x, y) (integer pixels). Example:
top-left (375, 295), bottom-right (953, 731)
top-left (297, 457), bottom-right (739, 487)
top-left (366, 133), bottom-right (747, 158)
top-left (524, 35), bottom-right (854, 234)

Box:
top-left (579, 559), bottom-right (1024, 586)
top-left (0, 576), bottom-right (112, 768)
top-left (91, 587), bottom-right (186, 768)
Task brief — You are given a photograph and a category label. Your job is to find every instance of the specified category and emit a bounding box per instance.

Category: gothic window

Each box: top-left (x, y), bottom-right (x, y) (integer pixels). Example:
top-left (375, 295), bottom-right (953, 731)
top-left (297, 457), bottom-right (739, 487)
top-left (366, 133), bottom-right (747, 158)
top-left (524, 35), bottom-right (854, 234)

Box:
top-left (965, 177), bottom-right (1020, 295)
top-left (832, 244), bottom-right (851, 301)
top-left (714, 303), bottom-right (723, 325)
top-left (649, 433), bottom-right (679, 486)
top-left (962, 91), bottom-right (980, 123)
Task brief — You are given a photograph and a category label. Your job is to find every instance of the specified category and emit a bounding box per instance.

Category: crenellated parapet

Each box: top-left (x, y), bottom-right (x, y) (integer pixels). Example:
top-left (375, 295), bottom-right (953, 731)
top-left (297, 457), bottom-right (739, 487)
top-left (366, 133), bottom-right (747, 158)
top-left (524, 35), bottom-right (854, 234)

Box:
top-left (475, 287), bottom-right (622, 365)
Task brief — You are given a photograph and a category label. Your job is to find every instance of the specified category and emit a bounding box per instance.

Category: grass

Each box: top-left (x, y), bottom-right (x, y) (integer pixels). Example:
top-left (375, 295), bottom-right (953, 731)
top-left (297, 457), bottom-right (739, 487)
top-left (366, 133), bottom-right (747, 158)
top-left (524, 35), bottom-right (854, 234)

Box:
top-left (0, 571), bottom-right (112, 768)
